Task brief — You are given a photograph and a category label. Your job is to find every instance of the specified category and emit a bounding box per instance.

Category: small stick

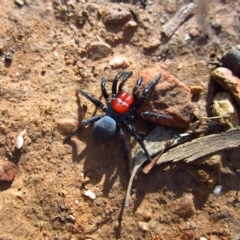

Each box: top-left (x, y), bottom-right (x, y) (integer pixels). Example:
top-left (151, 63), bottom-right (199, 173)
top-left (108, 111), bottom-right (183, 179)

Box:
top-left (162, 2), bottom-right (197, 38)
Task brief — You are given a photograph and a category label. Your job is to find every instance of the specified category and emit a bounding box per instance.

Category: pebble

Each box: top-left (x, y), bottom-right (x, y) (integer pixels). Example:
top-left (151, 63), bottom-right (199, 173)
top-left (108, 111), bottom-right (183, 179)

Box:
top-left (213, 185), bottom-right (222, 196)
top-left (15, 0), bottom-right (25, 6)
top-left (221, 47), bottom-right (240, 77)
top-left (102, 6), bottom-right (131, 25)
top-left (66, 215), bottom-right (76, 222)
top-left (5, 52), bottom-right (13, 63)
top-left (188, 27), bottom-right (200, 38)
top-left (137, 221), bottom-right (149, 231)
top-left (190, 85), bottom-right (203, 95)
top-left (137, 66), bottom-right (194, 128)
top-left (86, 42), bottom-right (112, 60)
top-left (83, 189), bottom-right (96, 200)
top-left (135, 209), bottom-right (152, 222)
top-left (109, 55), bottom-right (130, 68)
top-left (211, 67), bottom-right (240, 106)
top-left (0, 161), bottom-right (16, 182)
top-left (15, 129), bottom-right (26, 149)
top-left (212, 91), bottom-right (239, 129)
top-left (173, 193), bottom-right (196, 218)
top-left (123, 20), bottom-right (138, 29)
top-left (211, 18), bottom-right (222, 29)
top-left (143, 39), bottom-right (161, 51)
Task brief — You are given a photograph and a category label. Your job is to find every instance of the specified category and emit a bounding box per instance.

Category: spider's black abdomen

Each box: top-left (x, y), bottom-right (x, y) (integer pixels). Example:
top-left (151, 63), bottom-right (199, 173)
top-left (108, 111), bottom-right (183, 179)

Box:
top-left (93, 116), bottom-right (116, 141)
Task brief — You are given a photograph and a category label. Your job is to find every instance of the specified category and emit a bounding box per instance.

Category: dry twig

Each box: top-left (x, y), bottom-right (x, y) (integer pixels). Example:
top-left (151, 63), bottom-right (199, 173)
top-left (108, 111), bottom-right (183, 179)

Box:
top-left (162, 2), bottom-right (197, 38)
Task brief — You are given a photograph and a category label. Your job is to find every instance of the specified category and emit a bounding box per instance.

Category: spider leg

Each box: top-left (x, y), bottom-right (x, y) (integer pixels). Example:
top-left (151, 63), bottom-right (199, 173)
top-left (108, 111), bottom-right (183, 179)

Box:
top-left (123, 121), bottom-right (151, 161)
top-left (112, 71), bottom-right (132, 97)
top-left (79, 90), bottom-right (107, 112)
top-left (134, 73), bottom-right (162, 109)
top-left (118, 71), bottom-right (133, 93)
top-left (141, 111), bottom-right (172, 120)
top-left (63, 115), bottom-right (104, 142)
top-left (132, 76), bottom-right (143, 99)
top-left (119, 127), bottom-right (129, 161)
top-left (101, 76), bottom-right (110, 103)
top-left (112, 71), bottom-right (125, 97)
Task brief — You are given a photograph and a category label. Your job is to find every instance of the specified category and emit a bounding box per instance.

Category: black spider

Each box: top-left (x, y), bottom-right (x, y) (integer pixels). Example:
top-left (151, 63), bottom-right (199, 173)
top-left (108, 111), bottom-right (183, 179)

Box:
top-left (63, 71), bottom-right (171, 161)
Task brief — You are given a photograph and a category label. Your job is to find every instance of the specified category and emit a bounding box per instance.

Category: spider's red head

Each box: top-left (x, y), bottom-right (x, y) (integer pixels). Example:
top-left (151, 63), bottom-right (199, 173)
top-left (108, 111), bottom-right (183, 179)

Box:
top-left (111, 92), bottom-right (134, 114)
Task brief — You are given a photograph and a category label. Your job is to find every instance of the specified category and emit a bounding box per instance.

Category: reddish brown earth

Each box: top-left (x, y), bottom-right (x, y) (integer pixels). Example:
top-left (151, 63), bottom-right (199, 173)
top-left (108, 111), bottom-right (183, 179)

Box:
top-left (0, 1), bottom-right (240, 239)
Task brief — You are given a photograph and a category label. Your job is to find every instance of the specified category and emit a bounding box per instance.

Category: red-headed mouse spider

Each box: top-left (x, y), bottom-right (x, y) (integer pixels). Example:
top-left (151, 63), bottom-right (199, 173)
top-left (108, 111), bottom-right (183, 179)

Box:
top-left (63, 71), bottom-right (171, 161)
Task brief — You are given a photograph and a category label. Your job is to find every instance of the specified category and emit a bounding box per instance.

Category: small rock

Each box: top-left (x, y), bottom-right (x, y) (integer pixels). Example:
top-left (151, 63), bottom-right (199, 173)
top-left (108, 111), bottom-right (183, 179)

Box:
top-left (212, 91), bottom-right (239, 129)
top-left (0, 161), bottom-right (16, 182)
top-left (135, 209), bottom-right (152, 222)
top-left (188, 27), bottom-right (200, 38)
top-left (109, 55), bottom-right (130, 68)
top-left (102, 6), bottom-right (132, 25)
top-left (86, 42), bottom-right (112, 60)
top-left (137, 221), bottom-right (149, 231)
top-left (137, 66), bottom-right (193, 128)
top-left (213, 185), bottom-right (222, 196)
top-left (211, 18), bottom-right (222, 29)
top-left (211, 67), bottom-right (240, 106)
top-left (53, 52), bottom-right (58, 57)
top-left (5, 52), bottom-right (13, 63)
top-left (190, 85), bottom-right (203, 95)
top-left (173, 193), bottom-right (196, 218)
top-left (143, 38), bottom-right (161, 51)
top-left (142, 211), bottom-right (152, 222)
top-left (123, 20), bottom-right (138, 29)
top-left (221, 47), bottom-right (240, 78)
top-left (83, 189), bottom-right (96, 200)
top-left (56, 119), bottom-right (78, 135)
top-left (15, 129), bottom-right (26, 149)
top-left (15, 0), bottom-right (25, 6)
top-left (66, 215), bottom-right (76, 222)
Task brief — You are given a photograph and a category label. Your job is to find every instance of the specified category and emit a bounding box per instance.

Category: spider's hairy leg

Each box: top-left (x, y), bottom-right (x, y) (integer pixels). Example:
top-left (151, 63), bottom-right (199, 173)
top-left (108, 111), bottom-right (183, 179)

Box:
top-left (134, 73), bottom-right (162, 109)
top-left (63, 115), bottom-right (104, 142)
top-left (101, 76), bottom-right (110, 103)
top-left (118, 71), bottom-right (133, 93)
top-left (112, 71), bottom-right (132, 97)
top-left (79, 90), bottom-right (107, 112)
top-left (123, 121), bottom-right (151, 161)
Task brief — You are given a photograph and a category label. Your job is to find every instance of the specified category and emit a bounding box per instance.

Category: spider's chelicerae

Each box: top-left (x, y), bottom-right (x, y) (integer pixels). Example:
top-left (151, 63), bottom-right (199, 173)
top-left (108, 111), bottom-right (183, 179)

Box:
top-left (64, 71), bottom-right (171, 161)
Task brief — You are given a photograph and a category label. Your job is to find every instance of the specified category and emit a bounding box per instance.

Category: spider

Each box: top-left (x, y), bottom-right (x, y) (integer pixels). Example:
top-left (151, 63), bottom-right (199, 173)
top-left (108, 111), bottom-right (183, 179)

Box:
top-left (63, 71), bottom-right (171, 161)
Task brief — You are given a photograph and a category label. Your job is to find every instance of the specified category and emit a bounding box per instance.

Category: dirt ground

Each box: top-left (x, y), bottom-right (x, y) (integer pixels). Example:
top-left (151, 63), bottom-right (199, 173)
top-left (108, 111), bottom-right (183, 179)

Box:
top-left (0, 0), bottom-right (240, 239)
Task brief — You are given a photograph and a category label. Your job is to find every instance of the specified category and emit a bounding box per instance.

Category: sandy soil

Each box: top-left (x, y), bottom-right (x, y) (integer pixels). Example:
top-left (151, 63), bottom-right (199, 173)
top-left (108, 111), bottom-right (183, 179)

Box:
top-left (0, 0), bottom-right (240, 239)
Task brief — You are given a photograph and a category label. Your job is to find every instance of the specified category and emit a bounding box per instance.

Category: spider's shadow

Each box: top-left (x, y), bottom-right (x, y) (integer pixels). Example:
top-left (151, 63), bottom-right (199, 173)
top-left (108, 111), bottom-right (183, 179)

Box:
top-left (67, 127), bottom-right (131, 197)
top-left (66, 92), bottom-right (131, 197)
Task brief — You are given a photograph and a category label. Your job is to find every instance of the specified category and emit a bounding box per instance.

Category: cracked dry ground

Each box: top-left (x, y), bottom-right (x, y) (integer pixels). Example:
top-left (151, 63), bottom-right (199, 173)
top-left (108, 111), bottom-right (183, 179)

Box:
top-left (0, 0), bottom-right (240, 240)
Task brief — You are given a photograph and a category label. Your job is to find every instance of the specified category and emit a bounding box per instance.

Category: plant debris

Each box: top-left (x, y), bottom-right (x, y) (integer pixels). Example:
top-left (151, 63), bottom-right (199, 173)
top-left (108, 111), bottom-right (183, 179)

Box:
top-left (162, 2), bottom-right (197, 38)
top-left (125, 126), bottom-right (240, 206)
